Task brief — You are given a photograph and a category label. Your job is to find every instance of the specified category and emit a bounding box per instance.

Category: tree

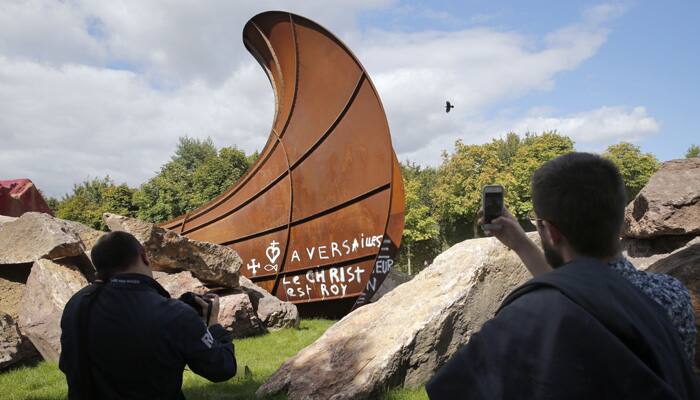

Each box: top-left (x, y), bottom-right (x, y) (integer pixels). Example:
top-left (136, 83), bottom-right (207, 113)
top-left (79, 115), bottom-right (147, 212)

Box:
top-left (432, 141), bottom-right (502, 244)
top-left (171, 136), bottom-right (217, 171)
top-left (190, 146), bottom-right (250, 208)
top-left (55, 177), bottom-right (137, 230)
top-left (603, 142), bottom-right (659, 201)
top-left (401, 168), bottom-right (440, 275)
top-left (133, 137), bottom-right (254, 223)
top-left (686, 144), bottom-right (700, 158)
top-left (508, 131), bottom-right (574, 218)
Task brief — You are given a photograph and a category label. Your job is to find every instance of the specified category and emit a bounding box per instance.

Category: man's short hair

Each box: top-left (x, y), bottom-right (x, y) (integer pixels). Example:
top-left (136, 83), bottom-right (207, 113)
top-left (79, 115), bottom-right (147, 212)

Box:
top-left (91, 231), bottom-right (144, 280)
top-left (532, 152), bottom-right (626, 258)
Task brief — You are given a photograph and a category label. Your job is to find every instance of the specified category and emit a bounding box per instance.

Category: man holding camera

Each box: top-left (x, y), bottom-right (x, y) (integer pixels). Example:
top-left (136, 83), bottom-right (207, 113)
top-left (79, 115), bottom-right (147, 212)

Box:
top-left (59, 231), bottom-right (237, 399)
top-left (427, 152), bottom-right (699, 399)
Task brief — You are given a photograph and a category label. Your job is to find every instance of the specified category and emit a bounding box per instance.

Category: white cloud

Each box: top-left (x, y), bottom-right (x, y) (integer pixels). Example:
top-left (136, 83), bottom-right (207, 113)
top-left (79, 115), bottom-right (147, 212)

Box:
top-left (510, 106), bottom-right (660, 147)
top-left (0, 55), bottom-right (274, 197)
top-left (0, 1), bottom-right (655, 198)
top-left (354, 18), bottom-right (609, 158)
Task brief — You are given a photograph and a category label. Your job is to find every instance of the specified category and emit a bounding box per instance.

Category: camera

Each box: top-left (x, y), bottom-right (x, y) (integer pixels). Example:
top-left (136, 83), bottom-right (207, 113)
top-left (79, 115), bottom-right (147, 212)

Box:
top-left (179, 292), bottom-right (213, 324)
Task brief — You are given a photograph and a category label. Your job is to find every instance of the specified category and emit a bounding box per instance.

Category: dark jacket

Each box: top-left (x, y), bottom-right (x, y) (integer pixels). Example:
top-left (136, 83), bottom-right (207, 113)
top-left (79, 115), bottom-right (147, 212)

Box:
top-left (426, 257), bottom-right (700, 399)
top-left (59, 273), bottom-right (236, 400)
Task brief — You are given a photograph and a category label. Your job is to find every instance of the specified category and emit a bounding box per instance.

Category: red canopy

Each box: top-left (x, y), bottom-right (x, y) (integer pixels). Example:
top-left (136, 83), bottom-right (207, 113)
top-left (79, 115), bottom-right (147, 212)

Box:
top-left (0, 179), bottom-right (53, 217)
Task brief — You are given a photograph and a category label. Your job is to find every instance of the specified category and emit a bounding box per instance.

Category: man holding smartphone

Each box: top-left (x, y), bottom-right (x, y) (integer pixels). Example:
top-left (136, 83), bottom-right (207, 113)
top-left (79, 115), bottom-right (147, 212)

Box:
top-left (427, 152), bottom-right (699, 399)
top-left (59, 231), bottom-right (237, 400)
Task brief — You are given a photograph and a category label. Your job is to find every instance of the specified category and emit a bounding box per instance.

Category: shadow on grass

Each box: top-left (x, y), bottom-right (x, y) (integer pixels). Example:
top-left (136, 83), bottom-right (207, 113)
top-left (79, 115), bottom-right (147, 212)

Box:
top-left (1, 355), bottom-right (43, 372)
top-left (182, 376), bottom-right (287, 400)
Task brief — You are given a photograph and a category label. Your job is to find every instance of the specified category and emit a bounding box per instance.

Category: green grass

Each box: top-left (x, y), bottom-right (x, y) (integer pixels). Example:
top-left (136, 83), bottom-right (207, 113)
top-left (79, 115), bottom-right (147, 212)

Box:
top-left (0, 319), bottom-right (427, 400)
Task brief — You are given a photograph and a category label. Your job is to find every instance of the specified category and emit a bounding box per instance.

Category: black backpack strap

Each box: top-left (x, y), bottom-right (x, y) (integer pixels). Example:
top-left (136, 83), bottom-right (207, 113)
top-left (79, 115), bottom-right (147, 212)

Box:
top-left (77, 284), bottom-right (104, 400)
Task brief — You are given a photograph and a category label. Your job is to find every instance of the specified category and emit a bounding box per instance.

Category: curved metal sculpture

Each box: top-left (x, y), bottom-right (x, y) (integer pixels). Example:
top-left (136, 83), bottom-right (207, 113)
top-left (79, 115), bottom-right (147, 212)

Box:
top-left (161, 11), bottom-right (404, 314)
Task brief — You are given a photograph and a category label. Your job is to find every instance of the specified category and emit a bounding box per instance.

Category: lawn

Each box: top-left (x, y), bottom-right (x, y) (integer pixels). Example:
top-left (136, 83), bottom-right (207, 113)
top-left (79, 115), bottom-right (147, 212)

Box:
top-left (0, 319), bottom-right (427, 400)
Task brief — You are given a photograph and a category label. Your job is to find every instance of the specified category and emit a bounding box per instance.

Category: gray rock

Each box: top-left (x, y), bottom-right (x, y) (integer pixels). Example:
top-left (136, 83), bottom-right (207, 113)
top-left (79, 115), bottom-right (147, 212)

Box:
top-left (0, 212), bottom-right (84, 264)
top-left (623, 158), bottom-right (700, 238)
top-left (103, 213), bottom-right (241, 288)
top-left (0, 215), bottom-right (16, 225)
top-left (0, 311), bottom-right (37, 370)
top-left (646, 242), bottom-right (700, 374)
top-left (370, 268), bottom-right (412, 302)
top-left (61, 219), bottom-right (105, 257)
top-left (623, 236), bottom-right (700, 270)
top-left (218, 292), bottom-right (265, 338)
top-left (240, 276), bottom-right (299, 330)
top-left (153, 270), bottom-right (207, 299)
top-left (18, 257), bottom-right (88, 362)
top-left (257, 234), bottom-right (535, 399)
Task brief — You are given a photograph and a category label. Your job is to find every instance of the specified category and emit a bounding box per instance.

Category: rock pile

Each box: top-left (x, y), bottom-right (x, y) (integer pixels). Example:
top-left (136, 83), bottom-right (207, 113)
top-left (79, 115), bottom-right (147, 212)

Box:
top-left (622, 158), bottom-right (700, 373)
top-left (0, 211), bottom-right (299, 369)
top-left (258, 234), bottom-right (536, 399)
top-left (103, 213), bottom-right (241, 287)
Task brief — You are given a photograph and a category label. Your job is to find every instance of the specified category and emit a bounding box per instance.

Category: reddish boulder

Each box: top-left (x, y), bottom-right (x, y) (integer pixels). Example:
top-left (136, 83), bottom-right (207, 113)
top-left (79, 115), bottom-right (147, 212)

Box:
top-left (0, 179), bottom-right (53, 218)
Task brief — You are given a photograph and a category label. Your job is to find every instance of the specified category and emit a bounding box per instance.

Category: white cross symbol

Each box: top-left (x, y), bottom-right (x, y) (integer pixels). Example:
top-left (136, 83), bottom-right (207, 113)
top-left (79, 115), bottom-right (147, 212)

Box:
top-left (247, 259), bottom-right (261, 275)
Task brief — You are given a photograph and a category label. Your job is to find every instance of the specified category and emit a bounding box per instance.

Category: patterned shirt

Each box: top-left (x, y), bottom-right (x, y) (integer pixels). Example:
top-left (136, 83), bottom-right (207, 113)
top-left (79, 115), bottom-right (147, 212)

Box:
top-left (609, 257), bottom-right (696, 361)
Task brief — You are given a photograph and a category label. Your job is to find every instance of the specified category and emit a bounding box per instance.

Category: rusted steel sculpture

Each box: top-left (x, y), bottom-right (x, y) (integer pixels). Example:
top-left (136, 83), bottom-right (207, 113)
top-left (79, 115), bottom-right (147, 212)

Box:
top-left (161, 11), bottom-right (404, 314)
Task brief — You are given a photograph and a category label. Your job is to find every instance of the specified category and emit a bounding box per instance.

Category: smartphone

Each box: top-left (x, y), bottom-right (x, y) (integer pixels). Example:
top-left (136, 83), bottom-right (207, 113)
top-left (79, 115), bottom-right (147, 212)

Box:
top-left (482, 185), bottom-right (504, 230)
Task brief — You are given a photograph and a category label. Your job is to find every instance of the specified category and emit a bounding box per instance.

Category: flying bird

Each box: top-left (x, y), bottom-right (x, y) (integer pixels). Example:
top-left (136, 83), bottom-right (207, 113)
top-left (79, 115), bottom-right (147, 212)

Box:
top-left (445, 101), bottom-right (454, 113)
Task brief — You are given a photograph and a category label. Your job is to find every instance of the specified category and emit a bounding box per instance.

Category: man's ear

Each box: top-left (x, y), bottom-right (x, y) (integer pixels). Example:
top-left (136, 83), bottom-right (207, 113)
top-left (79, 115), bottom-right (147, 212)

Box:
top-left (139, 247), bottom-right (150, 266)
top-left (542, 220), bottom-right (563, 246)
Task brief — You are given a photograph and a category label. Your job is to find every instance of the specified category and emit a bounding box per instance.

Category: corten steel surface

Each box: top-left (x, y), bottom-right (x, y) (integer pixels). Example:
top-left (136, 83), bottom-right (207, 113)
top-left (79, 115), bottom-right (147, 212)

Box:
top-left (161, 11), bottom-right (404, 313)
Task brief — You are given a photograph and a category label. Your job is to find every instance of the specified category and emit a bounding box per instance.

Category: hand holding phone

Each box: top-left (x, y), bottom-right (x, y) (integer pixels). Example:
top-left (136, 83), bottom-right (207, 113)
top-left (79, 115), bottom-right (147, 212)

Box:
top-left (482, 185), bottom-right (504, 230)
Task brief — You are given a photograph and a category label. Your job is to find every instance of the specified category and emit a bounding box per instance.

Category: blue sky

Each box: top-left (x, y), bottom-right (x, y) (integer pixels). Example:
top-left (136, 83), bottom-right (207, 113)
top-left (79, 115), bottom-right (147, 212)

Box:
top-left (0, 1), bottom-right (697, 197)
top-left (360, 0), bottom-right (699, 160)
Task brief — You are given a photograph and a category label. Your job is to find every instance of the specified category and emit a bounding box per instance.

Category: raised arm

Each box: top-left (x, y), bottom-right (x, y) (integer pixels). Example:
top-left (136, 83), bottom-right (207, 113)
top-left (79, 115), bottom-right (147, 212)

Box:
top-left (480, 207), bottom-right (551, 277)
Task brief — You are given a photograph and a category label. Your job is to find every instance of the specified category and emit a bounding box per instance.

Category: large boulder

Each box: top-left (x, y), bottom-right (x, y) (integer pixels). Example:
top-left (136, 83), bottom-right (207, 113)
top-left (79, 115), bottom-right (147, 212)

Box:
top-left (0, 312), bottom-right (37, 370)
top-left (0, 215), bottom-right (16, 225)
top-left (623, 158), bottom-right (700, 239)
top-left (258, 235), bottom-right (534, 399)
top-left (370, 268), bottom-right (412, 302)
top-left (0, 212), bottom-right (85, 264)
top-left (239, 276), bottom-right (299, 330)
top-left (61, 219), bottom-right (105, 256)
top-left (18, 257), bottom-right (89, 362)
top-left (154, 269), bottom-right (296, 336)
top-left (103, 213), bottom-right (241, 288)
top-left (646, 242), bottom-right (700, 373)
top-left (218, 292), bottom-right (265, 338)
top-left (153, 271), bottom-right (207, 299)
top-left (623, 236), bottom-right (700, 270)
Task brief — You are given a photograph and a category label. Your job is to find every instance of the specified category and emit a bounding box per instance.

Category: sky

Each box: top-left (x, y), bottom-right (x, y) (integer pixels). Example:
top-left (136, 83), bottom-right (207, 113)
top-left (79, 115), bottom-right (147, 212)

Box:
top-left (1, 0), bottom-right (698, 198)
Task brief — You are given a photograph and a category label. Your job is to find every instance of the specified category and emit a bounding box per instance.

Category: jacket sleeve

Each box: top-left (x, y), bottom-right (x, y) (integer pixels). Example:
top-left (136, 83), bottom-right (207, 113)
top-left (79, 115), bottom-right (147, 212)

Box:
top-left (171, 306), bottom-right (237, 382)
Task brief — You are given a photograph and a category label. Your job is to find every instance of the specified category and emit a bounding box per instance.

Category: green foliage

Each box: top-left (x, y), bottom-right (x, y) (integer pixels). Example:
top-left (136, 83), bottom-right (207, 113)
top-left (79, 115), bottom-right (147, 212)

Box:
top-left (51, 136), bottom-right (254, 227)
top-left (507, 131), bottom-right (574, 218)
top-left (0, 319), bottom-right (426, 400)
top-left (133, 137), bottom-right (253, 224)
top-left (686, 144), bottom-right (700, 158)
top-left (430, 131), bottom-right (572, 245)
top-left (190, 146), bottom-right (251, 207)
top-left (432, 140), bottom-right (502, 231)
top-left (603, 142), bottom-right (659, 201)
top-left (403, 179), bottom-right (439, 244)
top-left (172, 136), bottom-right (217, 171)
top-left (54, 177), bottom-right (136, 230)
top-left (44, 196), bottom-right (59, 214)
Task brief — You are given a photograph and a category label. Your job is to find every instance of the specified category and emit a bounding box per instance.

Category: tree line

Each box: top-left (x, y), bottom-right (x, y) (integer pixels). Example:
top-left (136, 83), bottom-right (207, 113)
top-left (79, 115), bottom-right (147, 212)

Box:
top-left (47, 137), bottom-right (257, 230)
top-left (47, 134), bottom-right (698, 275)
